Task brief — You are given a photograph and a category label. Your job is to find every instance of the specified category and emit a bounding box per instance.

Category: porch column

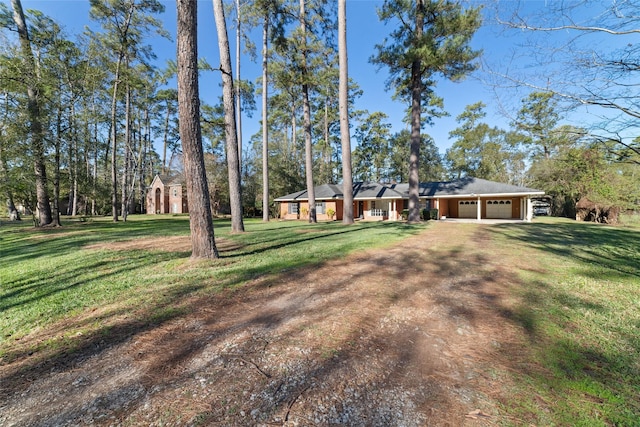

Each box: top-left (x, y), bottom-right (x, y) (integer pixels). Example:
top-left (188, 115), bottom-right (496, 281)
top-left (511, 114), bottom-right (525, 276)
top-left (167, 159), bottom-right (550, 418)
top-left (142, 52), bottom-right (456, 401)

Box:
top-left (526, 197), bottom-right (533, 222)
top-left (476, 196), bottom-right (481, 221)
top-left (391, 200), bottom-right (396, 220)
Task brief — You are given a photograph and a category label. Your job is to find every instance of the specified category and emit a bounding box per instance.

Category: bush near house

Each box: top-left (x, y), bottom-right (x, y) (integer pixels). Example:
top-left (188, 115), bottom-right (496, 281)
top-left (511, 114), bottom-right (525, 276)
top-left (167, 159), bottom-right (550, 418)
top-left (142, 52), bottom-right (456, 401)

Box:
top-left (422, 208), bottom-right (438, 221)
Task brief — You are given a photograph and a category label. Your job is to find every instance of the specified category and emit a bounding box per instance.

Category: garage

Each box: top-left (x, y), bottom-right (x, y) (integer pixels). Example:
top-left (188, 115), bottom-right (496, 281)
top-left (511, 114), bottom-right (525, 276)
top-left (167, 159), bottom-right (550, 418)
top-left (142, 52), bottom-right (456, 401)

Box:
top-left (458, 200), bottom-right (478, 218)
top-left (486, 200), bottom-right (512, 219)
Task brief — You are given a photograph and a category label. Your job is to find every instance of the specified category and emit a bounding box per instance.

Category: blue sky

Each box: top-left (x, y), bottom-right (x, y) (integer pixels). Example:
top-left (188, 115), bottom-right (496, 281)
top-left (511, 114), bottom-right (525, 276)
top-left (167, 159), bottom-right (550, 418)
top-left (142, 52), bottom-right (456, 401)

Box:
top-left (4, 0), bottom-right (622, 157)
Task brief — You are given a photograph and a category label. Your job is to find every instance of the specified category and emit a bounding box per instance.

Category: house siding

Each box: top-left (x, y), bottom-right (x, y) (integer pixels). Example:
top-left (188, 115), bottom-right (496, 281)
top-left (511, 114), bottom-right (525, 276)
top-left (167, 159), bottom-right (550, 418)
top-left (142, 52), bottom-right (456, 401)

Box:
top-left (275, 179), bottom-right (542, 222)
top-left (441, 196), bottom-right (524, 219)
top-left (168, 184), bottom-right (188, 214)
top-left (279, 196), bottom-right (529, 221)
top-left (279, 200), bottom-right (341, 221)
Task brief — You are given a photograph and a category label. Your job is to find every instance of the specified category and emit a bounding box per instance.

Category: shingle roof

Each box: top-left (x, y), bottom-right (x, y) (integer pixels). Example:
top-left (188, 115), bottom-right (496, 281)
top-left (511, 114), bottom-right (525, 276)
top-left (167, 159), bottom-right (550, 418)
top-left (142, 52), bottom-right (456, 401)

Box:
top-left (148, 174), bottom-right (185, 188)
top-left (274, 177), bottom-right (544, 202)
top-left (391, 177), bottom-right (544, 197)
top-left (352, 182), bottom-right (405, 199)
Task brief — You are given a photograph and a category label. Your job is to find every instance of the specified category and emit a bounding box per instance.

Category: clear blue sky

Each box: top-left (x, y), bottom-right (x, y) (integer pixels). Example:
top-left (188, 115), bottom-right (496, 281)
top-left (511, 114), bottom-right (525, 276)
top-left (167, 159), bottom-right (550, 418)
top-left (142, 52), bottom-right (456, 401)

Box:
top-left (4, 0), bottom-right (618, 157)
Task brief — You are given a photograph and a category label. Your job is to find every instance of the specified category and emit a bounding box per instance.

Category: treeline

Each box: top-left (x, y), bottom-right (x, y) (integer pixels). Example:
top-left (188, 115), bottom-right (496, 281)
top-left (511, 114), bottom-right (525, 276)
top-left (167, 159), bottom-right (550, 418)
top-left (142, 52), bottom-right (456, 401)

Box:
top-left (1, 1), bottom-right (637, 226)
top-left (351, 95), bottom-right (639, 217)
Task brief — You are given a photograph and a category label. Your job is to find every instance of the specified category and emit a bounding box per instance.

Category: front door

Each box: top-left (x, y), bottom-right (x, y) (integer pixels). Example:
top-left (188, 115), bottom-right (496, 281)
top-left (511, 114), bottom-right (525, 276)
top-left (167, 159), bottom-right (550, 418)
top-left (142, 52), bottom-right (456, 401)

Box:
top-left (358, 201), bottom-right (364, 219)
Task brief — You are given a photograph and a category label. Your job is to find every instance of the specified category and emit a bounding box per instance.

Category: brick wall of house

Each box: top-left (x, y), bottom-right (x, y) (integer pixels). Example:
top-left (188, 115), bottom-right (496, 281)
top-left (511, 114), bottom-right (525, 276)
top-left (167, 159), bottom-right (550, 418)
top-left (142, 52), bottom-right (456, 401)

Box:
top-left (168, 184), bottom-right (188, 214)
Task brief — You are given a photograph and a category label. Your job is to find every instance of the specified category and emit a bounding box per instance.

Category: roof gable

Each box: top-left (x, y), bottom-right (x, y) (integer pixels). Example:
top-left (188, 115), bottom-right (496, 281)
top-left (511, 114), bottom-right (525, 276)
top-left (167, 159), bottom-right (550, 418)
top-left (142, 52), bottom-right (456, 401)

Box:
top-left (148, 174), bottom-right (185, 189)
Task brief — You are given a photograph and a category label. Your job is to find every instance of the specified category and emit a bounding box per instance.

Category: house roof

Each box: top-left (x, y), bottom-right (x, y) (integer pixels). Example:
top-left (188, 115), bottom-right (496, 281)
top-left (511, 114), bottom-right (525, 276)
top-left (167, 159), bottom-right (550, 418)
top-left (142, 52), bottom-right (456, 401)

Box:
top-left (390, 177), bottom-right (545, 198)
top-left (148, 174), bottom-right (185, 188)
top-left (274, 177), bottom-right (544, 202)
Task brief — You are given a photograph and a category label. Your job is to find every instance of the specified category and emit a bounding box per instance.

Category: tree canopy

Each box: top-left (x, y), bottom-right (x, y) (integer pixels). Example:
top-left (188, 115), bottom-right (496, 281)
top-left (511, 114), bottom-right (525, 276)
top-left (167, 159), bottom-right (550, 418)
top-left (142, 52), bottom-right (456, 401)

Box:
top-left (0, 0), bottom-right (637, 224)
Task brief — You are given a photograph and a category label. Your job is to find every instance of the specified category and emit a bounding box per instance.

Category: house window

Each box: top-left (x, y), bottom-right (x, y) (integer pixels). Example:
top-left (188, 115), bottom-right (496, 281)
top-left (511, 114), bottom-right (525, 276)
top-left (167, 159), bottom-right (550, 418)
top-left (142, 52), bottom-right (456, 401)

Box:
top-left (288, 203), bottom-right (299, 214)
top-left (371, 201), bottom-right (376, 209)
top-left (316, 202), bottom-right (325, 214)
top-left (172, 188), bottom-right (178, 197)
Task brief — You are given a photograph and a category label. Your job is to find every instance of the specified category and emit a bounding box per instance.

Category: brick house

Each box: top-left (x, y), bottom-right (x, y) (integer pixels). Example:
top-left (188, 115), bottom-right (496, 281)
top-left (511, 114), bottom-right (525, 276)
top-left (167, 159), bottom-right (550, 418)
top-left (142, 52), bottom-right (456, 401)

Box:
top-left (275, 177), bottom-right (545, 222)
top-left (146, 174), bottom-right (189, 214)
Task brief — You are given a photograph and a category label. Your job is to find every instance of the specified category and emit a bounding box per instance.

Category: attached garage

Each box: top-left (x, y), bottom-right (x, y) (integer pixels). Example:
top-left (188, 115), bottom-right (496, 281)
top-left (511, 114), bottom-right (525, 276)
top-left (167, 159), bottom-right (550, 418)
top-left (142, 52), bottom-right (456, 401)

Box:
top-left (458, 200), bottom-right (478, 218)
top-left (276, 177), bottom-right (545, 223)
top-left (486, 199), bottom-right (512, 219)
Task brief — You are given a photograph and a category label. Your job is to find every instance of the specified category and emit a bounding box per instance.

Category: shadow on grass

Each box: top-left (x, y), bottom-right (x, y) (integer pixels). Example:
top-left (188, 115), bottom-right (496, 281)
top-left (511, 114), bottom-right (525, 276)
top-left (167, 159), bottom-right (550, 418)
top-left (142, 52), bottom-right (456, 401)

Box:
top-left (484, 221), bottom-right (640, 423)
top-left (1, 222), bottom-right (437, 425)
top-left (223, 221), bottom-right (421, 260)
top-left (2, 219), bottom-right (638, 425)
top-left (0, 250), bottom-right (181, 312)
top-left (489, 220), bottom-right (640, 279)
top-left (0, 216), bottom-right (192, 265)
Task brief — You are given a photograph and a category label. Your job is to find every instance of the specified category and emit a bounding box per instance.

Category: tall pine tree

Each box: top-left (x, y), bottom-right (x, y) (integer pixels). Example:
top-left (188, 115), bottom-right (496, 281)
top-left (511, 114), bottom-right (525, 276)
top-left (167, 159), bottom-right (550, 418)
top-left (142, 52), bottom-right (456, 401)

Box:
top-left (372, 0), bottom-right (481, 222)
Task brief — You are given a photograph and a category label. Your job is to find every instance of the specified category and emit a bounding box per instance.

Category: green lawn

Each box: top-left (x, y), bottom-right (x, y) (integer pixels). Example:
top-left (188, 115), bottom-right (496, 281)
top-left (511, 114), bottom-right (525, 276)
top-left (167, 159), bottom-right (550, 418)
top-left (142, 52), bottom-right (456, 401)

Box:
top-left (0, 216), bottom-right (426, 361)
top-left (487, 216), bottom-right (640, 426)
top-left (1, 214), bottom-right (639, 425)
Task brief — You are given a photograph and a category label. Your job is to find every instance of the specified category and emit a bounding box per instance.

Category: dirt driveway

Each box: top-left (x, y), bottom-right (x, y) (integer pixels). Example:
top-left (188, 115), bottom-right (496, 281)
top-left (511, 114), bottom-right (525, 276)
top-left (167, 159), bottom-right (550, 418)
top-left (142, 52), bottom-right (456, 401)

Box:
top-left (1, 222), bottom-right (530, 426)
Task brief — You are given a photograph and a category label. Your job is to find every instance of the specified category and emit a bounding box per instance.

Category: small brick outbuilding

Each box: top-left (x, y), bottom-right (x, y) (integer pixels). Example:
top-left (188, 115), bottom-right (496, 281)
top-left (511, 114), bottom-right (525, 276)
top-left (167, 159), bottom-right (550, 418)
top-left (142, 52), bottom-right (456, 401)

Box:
top-left (146, 174), bottom-right (189, 214)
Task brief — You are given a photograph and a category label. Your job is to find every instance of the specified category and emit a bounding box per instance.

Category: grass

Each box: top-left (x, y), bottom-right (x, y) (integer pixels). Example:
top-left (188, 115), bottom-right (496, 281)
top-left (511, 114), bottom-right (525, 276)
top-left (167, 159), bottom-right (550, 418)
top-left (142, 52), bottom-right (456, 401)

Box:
top-left (0, 215), bottom-right (426, 362)
top-left (487, 216), bottom-right (640, 426)
top-left (1, 214), bottom-right (639, 425)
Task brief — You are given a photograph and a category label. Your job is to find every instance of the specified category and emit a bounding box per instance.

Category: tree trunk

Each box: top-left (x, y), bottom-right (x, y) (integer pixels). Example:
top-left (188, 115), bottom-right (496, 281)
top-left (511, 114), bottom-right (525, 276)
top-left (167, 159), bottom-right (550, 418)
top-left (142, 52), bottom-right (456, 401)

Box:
top-left (213, 0), bottom-right (245, 232)
top-left (121, 83), bottom-right (131, 221)
top-left (92, 111), bottom-right (98, 216)
top-left (338, 0), bottom-right (353, 224)
top-left (262, 18), bottom-right (269, 222)
top-left (162, 98), bottom-right (170, 174)
top-left (110, 54), bottom-right (123, 222)
top-left (11, 0), bottom-right (53, 227)
top-left (52, 102), bottom-right (62, 226)
top-left (299, 0), bottom-right (316, 223)
top-left (323, 100), bottom-right (331, 183)
top-left (235, 0), bottom-right (243, 181)
top-left (408, 0), bottom-right (424, 223)
top-left (70, 104), bottom-right (78, 216)
top-left (177, 0), bottom-right (219, 259)
top-left (0, 112), bottom-right (20, 221)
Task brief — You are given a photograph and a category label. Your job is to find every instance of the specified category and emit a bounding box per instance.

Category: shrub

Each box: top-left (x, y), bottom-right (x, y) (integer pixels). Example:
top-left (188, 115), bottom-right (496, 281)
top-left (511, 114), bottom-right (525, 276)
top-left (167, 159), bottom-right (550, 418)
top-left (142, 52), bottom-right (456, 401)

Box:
top-left (326, 208), bottom-right (336, 220)
top-left (401, 209), bottom-right (409, 220)
top-left (421, 208), bottom-right (439, 220)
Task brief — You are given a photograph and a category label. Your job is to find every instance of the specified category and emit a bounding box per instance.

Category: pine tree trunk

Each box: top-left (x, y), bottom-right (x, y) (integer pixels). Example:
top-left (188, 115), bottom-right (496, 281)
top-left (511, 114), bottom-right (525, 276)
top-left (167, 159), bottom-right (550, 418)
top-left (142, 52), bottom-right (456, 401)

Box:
top-left (408, 0), bottom-right (424, 223)
top-left (177, 0), bottom-right (219, 259)
top-left (262, 18), bottom-right (269, 222)
top-left (299, 0), bottom-right (316, 223)
top-left (0, 116), bottom-right (20, 220)
top-left (92, 114), bottom-right (98, 216)
top-left (11, 0), bottom-right (53, 226)
top-left (110, 55), bottom-right (122, 222)
top-left (52, 103), bottom-right (62, 226)
top-left (213, 0), bottom-right (245, 232)
top-left (70, 104), bottom-right (78, 216)
top-left (121, 84), bottom-right (131, 221)
top-left (338, 0), bottom-right (353, 224)
top-left (235, 0), bottom-right (243, 180)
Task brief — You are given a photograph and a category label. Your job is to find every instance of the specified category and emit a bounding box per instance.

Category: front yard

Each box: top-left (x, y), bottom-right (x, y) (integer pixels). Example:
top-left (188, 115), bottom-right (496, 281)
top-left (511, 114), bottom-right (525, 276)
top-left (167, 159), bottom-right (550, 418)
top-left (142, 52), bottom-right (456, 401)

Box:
top-left (1, 215), bottom-right (638, 425)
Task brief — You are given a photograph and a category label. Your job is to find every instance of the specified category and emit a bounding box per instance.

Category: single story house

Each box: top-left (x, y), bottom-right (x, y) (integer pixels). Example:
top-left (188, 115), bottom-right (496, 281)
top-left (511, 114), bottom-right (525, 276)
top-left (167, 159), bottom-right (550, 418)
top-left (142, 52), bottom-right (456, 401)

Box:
top-left (275, 177), bottom-right (545, 222)
top-left (146, 174), bottom-right (189, 214)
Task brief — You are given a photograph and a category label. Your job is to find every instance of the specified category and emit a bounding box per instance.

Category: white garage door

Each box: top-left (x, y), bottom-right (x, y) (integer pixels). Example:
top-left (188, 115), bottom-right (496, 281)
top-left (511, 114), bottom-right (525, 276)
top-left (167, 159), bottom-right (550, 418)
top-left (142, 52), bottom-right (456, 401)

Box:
top-left (458, 200), bottom-right (478, 218)
top-left (486, 200), bottom-right (512, 219)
